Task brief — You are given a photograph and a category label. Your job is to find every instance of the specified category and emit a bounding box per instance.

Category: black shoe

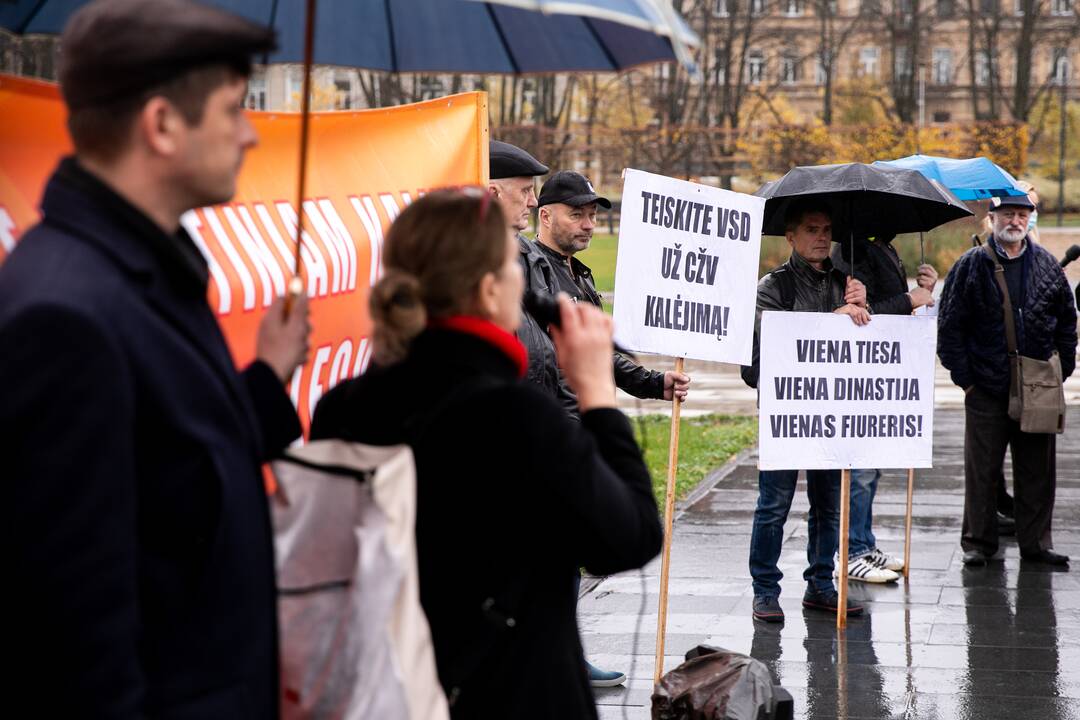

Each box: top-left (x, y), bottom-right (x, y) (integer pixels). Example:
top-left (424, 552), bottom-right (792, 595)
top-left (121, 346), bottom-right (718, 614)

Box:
top-left (997, 512), bottom-right (1016, 536)
top-left (962, 549), bottom-right (990, 566)
top-left (802, 589), bottom-right (863, 616)
top-left (1021, 549), bottom-right (1071, 566)
top-left (753, 595), bottom-right (785, 623)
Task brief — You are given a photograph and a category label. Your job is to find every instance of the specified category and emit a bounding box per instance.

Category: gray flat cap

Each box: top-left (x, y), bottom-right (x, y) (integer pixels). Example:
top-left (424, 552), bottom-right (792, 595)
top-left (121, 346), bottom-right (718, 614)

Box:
top-left (490, 140), bottom-right (548, 179)
top-left (59, 0), bottom-right (277, 110)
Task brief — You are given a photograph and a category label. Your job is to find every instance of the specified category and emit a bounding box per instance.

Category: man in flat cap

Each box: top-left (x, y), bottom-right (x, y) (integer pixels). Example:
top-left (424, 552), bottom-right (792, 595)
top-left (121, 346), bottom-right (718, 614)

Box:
top-left (535, 171), bottom-right (691, 404)
top-left (938, 194), bottom-right (1076, 569)
top-left (0, 1), bottom-right (309, 716)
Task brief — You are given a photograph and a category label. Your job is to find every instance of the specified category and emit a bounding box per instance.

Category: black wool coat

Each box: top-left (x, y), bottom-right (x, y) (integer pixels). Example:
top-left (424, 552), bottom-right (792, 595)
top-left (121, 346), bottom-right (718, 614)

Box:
top-left (830, 237), bottom-right (914, 315)
top-left (0, 159), bottom-right (301, 719)
top-left (937, 236), bottom-right (1077, 396)
top-left (311, 322), bottom-right (662, 720)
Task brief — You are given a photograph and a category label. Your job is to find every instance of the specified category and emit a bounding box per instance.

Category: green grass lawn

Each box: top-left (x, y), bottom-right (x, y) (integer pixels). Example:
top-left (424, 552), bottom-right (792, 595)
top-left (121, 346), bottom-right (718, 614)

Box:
top-left (577, 233), bottom-right (618, 294)
top-left (631, 413), bottom-right (758, 508)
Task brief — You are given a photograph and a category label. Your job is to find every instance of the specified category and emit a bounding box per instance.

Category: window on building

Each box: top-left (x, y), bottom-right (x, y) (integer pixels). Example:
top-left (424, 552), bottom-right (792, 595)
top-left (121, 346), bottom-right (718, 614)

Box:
top-left (334, 78), bottom-right (351, 110)
top-left (1053, 47), bottom-right (1071, 85)
top-left (975, 49), bottom-right (994, 86)
top-left (714, 0), bottom-right (733, 16)
top-left (751, 0), bottom-right (767, 13)
top-left (937, 0), bottom-right (955, 16)
top-left (747, 49), bottom-right (766, 84)
top-left (1014, 0), bottom-right (1025, 14)
top-left (859, 46), bottom-right (880, 78)
top-left (714, 47), bottom-right (728, 84)
top-left (419, 76), bottom-right (445, 100)
top-left (932, 47), bottom-right (952, 85)
top-left (780, 52), bottom-right (800, 84)
top-left (979, 0), bottom-right (998, 13)
top-left (286, 66), bottom-right (305, 109)
top-left (818, 0), bottom-right (839, 14)
top-left (894, 46), bottom-right (912, 80)
top-left (933, 110), bottom-right (952, 122)
top-left (897, 0), bottom-right (914, 13)
top-left (245, 73), bottom-right (266, 110)
top-left (815, 54), bottom-right (829, 84)
top-left (782, 0), bottom-right (803, 16)
top-left (861, 0), bottom-right (881, 13)
top-left (1052, 0), bottom-right (1072, 15)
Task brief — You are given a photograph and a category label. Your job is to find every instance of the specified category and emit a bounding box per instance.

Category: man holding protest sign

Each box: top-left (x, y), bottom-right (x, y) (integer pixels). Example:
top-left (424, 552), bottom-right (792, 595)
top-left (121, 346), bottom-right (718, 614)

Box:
top-left (0, 1), bottom-right (309, 716)
top-left (938, 194), bottom-right (1076, 568)
top-left (829, 236), bottom-right (941, 583)
top-left (741, 199), bottom-right (869, 622)
top-left (532, 171), bottom-right (691, 403)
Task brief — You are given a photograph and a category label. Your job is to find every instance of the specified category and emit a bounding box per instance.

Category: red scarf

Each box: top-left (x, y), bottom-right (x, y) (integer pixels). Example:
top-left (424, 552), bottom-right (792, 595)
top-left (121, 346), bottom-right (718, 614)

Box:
top-left (429, 316), bottom-right (528, 379)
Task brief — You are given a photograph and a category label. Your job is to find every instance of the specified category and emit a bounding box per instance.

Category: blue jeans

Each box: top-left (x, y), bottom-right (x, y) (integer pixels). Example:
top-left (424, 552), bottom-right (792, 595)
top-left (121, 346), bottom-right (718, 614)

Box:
top-left (749, 469), bottom-right (840, 598)
top-left (848, 469), bottom-right (881, 559)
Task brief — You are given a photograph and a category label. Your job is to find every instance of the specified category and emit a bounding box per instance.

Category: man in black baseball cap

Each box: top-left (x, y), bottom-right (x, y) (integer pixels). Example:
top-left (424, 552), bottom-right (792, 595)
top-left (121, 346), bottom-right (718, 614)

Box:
top-left (533, 170), bottom-right (691, 404)
top-left (1, 1), bottom-right (309, 716)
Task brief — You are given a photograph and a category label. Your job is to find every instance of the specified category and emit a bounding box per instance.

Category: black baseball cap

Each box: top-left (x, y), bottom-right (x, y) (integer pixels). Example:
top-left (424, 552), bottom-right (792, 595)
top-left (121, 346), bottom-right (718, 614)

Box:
top-left (989, 194), bottom-right (1036, 211)
top-left (489, 140), bottom-right (548, 179)
top-left (537, 171), bottom-right (611, 209)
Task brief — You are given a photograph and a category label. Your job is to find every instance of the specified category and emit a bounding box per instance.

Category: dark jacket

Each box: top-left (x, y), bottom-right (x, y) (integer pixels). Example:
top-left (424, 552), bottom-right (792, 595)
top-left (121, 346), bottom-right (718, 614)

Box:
top-left (522, 238), bottom-right (665, 400)
top-left (831, 237), bottom-right (914, 315)
top-left (310, 322), bottom-right (662, 720)
top-left (516, 234), bottom-right (579, 415)
top-left (937, 235), bottom-right (1077, 397)
top-left (741, 251), bottom-right (850, 388)
top-left (1, 159), bottom-right (300, 719)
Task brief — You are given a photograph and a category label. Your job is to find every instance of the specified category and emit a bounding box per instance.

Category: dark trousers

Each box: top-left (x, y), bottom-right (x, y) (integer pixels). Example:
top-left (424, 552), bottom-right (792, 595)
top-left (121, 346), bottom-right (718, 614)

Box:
top-left (963, 387), bottom-right (1056, 555)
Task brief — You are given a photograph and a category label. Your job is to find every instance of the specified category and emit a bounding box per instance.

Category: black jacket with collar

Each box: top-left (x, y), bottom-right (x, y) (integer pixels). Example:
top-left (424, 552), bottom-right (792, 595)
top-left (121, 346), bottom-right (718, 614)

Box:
top-left (937, 235), bottom-right (1077, 397)
top-left (741, 251), bottom-right (851, 388)
top-left (0, 158), bottom-right (300, 719)
top-left (522, 237), bottom-right (665, 401)
top-left (831, 236), bottom-right (914, 315)
top-left (310, 326), bottom-right (662, 719)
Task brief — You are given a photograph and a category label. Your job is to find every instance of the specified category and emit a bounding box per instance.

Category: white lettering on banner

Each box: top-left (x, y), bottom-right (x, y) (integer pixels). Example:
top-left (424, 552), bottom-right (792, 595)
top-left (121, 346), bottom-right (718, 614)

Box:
top-left (223, 206), bottom-right (283, 307)
top-left (757, 312), bottom-right (937, 471)
top-left (203, 208), bottom-right (257, 311)
top-left (301, 200), bottom-right (343, 294)
top-left (612, 169), bottom-right (763, 365)
top-left (352, 337), bottom-right (371, 376)
top-left (349, 195), bottom-right (383, 286)
top-left (317, 199), bottom-right (358, 291)
top-left (0, 206), bottom-right (16, 252)
top-left (329, 340), bottom-right (354, 387)
top-left (253, 203), bottom-right (301, 277)
top-left (181, 210), bottom-right (233, 314)
top-left (379, 193), bottom-right (403, 223)
top-left (275, 202), bottom-right (330, 298)
top-left (307, 345), bottom-right (333, 417)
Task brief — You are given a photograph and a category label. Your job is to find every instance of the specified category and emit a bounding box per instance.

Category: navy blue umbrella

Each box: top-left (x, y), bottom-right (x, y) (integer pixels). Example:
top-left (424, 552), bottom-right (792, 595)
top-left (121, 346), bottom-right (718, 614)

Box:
top-left (1, 0), bottom-right (700, 74)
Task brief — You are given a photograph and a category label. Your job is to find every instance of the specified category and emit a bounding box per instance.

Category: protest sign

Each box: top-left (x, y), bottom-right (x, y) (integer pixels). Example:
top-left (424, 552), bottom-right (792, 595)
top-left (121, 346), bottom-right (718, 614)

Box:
top-left (612, 168), bottom-right (763, 365)
top-left (757, 311), bottom-right (937, 470)
top-left (0, 73), bottom-right (487, 430)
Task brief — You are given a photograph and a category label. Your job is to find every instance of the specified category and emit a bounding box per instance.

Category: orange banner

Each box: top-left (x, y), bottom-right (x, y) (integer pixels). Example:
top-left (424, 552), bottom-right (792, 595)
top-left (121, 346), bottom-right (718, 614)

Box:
top-left (0, 74), bottom-right (489, 429)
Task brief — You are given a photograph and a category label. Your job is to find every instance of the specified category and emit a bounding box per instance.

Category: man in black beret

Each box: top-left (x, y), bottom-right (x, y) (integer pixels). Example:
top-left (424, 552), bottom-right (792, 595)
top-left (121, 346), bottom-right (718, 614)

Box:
top-left (0, 1), bottom-right (309, 716)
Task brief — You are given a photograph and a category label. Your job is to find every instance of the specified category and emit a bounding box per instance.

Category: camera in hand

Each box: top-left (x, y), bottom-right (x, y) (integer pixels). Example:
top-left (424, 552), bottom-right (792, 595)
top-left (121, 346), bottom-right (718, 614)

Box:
top-left (523, 290), bottom-right (635, 357)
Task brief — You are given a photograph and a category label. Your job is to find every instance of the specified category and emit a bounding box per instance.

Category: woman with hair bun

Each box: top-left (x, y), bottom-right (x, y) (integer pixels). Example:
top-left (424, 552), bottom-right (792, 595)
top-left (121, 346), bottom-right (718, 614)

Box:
top-left (310, 190), bottom-right (662, 719)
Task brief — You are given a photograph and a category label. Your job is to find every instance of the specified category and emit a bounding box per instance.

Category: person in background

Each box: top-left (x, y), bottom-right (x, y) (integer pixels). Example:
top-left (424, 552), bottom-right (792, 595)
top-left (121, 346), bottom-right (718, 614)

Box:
top-left (741, 199), bottom-right (869, 623)
top-left (938, 195), bottom-right (1076, 568)
top-left (311, 191), bottom-right (663, 718)
top-left (830, 235), bottom-right (938, 584)
top-left (1, 1), bottom-right (309, 716)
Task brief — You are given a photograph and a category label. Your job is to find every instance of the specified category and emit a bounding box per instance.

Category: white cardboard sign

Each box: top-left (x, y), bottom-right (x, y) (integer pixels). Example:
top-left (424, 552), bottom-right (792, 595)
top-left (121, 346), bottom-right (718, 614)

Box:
top-left (757, 311), bottom-right (938, 470)
top-left (612, 169), bottom-right (763, 364)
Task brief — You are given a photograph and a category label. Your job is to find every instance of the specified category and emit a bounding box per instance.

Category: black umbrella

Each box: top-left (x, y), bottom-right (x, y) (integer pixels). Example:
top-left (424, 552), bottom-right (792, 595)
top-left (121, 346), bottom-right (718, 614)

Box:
top-left (755, 162), bottom-right (973, 267)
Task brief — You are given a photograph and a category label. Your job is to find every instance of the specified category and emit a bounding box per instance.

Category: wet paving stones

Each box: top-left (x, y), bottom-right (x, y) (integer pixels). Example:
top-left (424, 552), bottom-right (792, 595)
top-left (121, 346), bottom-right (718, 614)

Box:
top-left (579, 407), bottom-right (1080, 719)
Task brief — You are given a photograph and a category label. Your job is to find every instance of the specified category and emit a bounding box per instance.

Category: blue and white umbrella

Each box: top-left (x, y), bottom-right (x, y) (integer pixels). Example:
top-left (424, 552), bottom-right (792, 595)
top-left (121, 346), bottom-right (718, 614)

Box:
top-left (873, 154), bottom-right (1026, 201)
top-left (1, 0), bottom-right (701, 74)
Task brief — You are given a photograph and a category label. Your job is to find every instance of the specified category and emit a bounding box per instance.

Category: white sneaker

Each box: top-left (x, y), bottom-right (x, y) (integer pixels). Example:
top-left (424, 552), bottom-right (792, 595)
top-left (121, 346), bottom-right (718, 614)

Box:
top-left (869, 547), bottom-right (904, 572)
top-left (834, 555), bottom-right (900, 583)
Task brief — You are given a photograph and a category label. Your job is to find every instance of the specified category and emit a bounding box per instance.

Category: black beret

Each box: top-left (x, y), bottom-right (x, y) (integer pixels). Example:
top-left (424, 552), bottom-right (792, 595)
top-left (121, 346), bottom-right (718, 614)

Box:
top-left (490, 140), bottom-right (548, 179)
top-left (59, 0), bottom-right (277, 111)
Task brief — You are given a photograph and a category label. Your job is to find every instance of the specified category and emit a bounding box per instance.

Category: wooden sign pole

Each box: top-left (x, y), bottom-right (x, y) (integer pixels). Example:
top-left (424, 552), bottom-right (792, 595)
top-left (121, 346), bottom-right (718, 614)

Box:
top-left (903, 468), bottom-right (915, 579)
top-left (837, 468), bottom-right (851, 629)
top-left (653, 356), bottom-right (685, 683)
